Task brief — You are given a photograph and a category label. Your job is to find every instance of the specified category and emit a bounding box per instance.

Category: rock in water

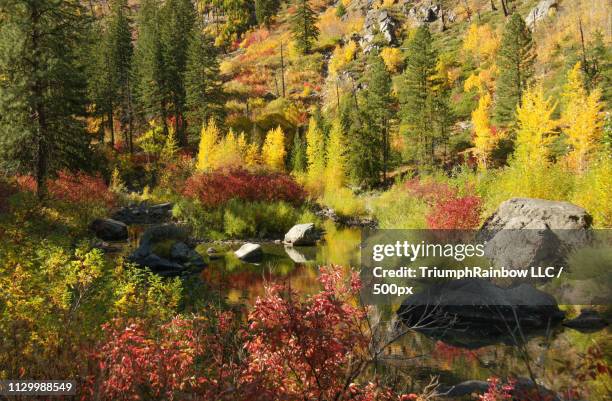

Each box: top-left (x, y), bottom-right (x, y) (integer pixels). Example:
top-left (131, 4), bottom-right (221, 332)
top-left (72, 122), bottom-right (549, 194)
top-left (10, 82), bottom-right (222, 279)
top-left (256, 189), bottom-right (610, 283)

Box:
top-left (397, 279), bottom-right (565, 348)
top-left (563, 309), bottom-right (609, 333)
top-left (284, 223), bottom-right (319, 246)
top-left (479, 198), bottom-right (592, 270)
top-left (90, 218), bottom-right (128, 241)
top-left (235, 243), bottom-right (263, 263)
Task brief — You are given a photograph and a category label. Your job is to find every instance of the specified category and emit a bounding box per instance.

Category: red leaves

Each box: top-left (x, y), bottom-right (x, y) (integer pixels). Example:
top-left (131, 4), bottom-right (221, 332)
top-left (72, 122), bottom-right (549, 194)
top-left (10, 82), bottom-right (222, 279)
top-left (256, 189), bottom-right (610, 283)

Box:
top-left (479, 377), bottom-right (515, 401)
top-left (183, 169), bottom-right (306, 208)
top-left (15, 170), bottom-right (116, 208)
top-left (404, 178), bottom-right (482, 229)
top-left (426, 195), bottom-right (482, 230)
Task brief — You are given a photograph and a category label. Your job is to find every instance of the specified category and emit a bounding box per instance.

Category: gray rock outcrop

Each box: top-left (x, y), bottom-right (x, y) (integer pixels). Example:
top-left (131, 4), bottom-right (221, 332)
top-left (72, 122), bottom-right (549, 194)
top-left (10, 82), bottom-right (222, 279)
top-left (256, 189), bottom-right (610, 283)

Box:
top-left (563, 309), bottom-right (609, 333)
top-left (111, 202), bottom-right (173, 225)
top-left (361, 9), bottom-right (396, 49)
top-left (525, 0), bottom-right (558, 27)
top-left (90, 218), bottom-right (128, 241)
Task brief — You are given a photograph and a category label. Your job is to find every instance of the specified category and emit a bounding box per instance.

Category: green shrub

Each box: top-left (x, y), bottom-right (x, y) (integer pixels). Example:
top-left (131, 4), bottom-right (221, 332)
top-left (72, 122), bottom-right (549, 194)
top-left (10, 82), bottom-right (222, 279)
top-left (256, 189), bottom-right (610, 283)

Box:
top-left (371, 186), bottom-right (428, 229)
top-left (319, 188), bottom-right (367, 218)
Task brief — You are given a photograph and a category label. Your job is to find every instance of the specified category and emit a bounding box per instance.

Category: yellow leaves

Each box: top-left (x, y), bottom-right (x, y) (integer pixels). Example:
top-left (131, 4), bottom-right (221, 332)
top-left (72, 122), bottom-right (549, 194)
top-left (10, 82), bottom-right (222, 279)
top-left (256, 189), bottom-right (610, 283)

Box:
top-left (572, 157), bottom-right (612, 227)
top-left (196, 118), bottom-right (221, 171)
top-left (472, 93), bottom-right (495, 170)
top-left (561, 63), bottom-right (604, 172)
top-left (325, 118), bottom-right (347, 189)
top-left (380, 47), bottom-right (403, 73)
top-left (462, 23), bottom-right (499, 64)
top-left (329, 41), bottom-right (358, 76)
top-left (262, 126), bottom-right (286, 171)
top-left (305, 117), bottom-right (326, 194)
top-left (514, 85), bottom-right (558, 167)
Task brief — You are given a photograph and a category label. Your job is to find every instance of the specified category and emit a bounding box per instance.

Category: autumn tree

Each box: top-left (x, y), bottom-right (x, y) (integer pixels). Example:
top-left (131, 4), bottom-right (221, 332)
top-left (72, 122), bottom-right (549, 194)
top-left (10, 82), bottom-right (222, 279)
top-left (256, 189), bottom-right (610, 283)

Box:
top-left (512, 85), bottom-right (557, 168)
top-left (305, 116), bottom-right (326, 190)
top-left (197, 118), bottom-right (221, 171)
top-left (562, 63), bottom-right (604, 172)
top-left (494, 13), bottom-right (535, 124)
top-left (262, 126), bottom-right (286, 171)
top-left (472, 92), bottom-right (495, 169)
top-left (290, 0), bottom-right (319, 53)
top-left (0, 0), bottom-right (91, 198)
top-left (325, 118), bottom-right (347, 189)
top-left (185, 30), bottom-right (224, 141)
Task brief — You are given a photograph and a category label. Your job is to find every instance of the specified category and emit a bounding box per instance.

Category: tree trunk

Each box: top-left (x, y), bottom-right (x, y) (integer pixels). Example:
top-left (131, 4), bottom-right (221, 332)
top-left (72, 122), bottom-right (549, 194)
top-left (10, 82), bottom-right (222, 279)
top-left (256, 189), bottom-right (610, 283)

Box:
top-left (490, 0), bottom-right (497, 11)
top-left (108, 104), bottom-right (115, 149)
top-left (500, 0), bottom-right (509, 16)
top-left (31, 5), bottom-right (48, 200)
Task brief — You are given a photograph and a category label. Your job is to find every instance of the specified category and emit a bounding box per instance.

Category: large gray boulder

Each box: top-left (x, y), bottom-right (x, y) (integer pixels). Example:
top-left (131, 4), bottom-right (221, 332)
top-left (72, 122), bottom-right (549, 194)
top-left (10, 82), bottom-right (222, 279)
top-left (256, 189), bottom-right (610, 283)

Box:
top-left (90, 218), bottom-right (128, 241)
top-left (479, 198), bottom-right (592, 270)
top-left (525, 0), bottom-right (558, 27)
top-left (360, 9), bottom-right (396, 49)
top-left (235, 243), bottom-right (263, 263)
top-left (398, 279), bottom-right (565, 348)
top-left (284, 223), bottom-right (319, 246)
top-left (563, 309), bottom-right (609, 333)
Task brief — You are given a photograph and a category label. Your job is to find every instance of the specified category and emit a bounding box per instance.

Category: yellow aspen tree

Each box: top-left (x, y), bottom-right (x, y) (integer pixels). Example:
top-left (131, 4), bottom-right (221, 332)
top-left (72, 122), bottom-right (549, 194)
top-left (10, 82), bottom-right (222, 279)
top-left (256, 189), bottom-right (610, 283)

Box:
top-left (237, 131), bottom-right (248, 156)
top-left (262, 126), bottom-right (286, 171)
top-left (513, 85), bottom-right (557, 168)
top-left (472, 92), bottom-right (495, 170)
top-left (325, 118), bottom-right (347, 189)
top-left (562, 62), bottom-right (604, 173)
top-left (305, 116), bottom-right (326, 189)
top-left (245, 143), bottom-right (261, 169)
top-left (215, 128), bottom-right (242, 169)
top-left (196, 118), bottom-right (220, 171)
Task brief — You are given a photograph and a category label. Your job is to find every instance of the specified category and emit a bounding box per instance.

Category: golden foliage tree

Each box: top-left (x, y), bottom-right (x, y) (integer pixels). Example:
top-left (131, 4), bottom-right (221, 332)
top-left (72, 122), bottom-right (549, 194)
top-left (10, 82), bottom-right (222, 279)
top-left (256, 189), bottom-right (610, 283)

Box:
top-left (196, 118), bottom-right (220, 171)
top-left (214, 129), bottom-right (243, 169)
top-left (262, 126), bottom-right (286, 171)
top-left (325, 118), bottom-right (347, 189)
top-left (562, 62), bottom-right (605, 172)
top-left (305, 116), bottom-right (326, 192)
top-left (472, 92), bottom-right (495, 169)
top-left (513, 85), bottom-right (557, 168)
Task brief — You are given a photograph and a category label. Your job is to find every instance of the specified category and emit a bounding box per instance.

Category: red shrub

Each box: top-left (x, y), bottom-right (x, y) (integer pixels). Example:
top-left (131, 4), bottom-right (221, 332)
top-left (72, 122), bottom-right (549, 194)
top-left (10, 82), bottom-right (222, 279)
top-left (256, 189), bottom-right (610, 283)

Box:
top-left (183, 169), bottom-right (306, 208)
top-left (14, 171), bottom-right (116, 208)
top-left (404, 179), bottom-right (457, 206)
top-left (479, 377), bottom-right (515, 401)
top-left (426, 195), bottom-right (482, 229)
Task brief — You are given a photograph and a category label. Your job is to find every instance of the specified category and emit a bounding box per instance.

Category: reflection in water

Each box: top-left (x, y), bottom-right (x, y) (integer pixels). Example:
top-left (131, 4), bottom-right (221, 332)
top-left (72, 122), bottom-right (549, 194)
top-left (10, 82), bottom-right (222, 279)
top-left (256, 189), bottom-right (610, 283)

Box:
top-left (132, 222), bottom-right (609, 399)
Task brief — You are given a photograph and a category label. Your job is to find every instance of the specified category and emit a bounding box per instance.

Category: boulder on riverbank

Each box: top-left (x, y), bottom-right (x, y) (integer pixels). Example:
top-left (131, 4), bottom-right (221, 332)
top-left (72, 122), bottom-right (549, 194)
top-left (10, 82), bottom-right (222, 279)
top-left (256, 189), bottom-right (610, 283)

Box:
top-left (128, 224), bottom-right (204, 277)
top-left (398, 279), bottom-right (565, 348)
top-left (90, 218), bottom-right (128, 241)
top-left (284, 223), bottom-right (319, 246)
top-left (235, 243), bottom-right (263, 263)
top-left (439, 377), bottom-right (561, 401)
top-left (479, 198), bottom-right (592, 271)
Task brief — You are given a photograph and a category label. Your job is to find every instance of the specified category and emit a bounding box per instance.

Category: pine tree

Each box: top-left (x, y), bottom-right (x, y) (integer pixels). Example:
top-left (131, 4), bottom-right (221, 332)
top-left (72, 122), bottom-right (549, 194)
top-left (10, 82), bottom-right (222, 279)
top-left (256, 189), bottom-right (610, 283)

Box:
top-left (562, 63), bottom-right (604, 172)
top-left (290, 0), bottom-right (319, 53)
top-left (325, 118), bottom-right (347, 189)
top-left (290, 130), bottom-right (306, 173)
top-left (399, 25), bottom-right (438, 165)
top-left (472, 92), bottom-right (495, 169)
top-left (494, 13), bottom-right (535, 124)
top-left (160, 0), bottom-right (196, 144)
top-left (185, 30), bottom-right (224, 141)
top-left (196, 118), bottom-right (220, 171)
top-left (305, 116), bottom-right (326, 189)
top-left (255, 0), bottom-right (279, 28)
top-left (262, 126), bottom-right (286, 171)
top-left (0, 0), bottom-right (91, 198)
top-left (88, 0), bottom-right (134, 150)
top-left (357, 50), bottom-right (393, 185)
top-left (134, 0), bottom-right (169, 133)
top-left (513, 85), bottom-right (557, 168)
